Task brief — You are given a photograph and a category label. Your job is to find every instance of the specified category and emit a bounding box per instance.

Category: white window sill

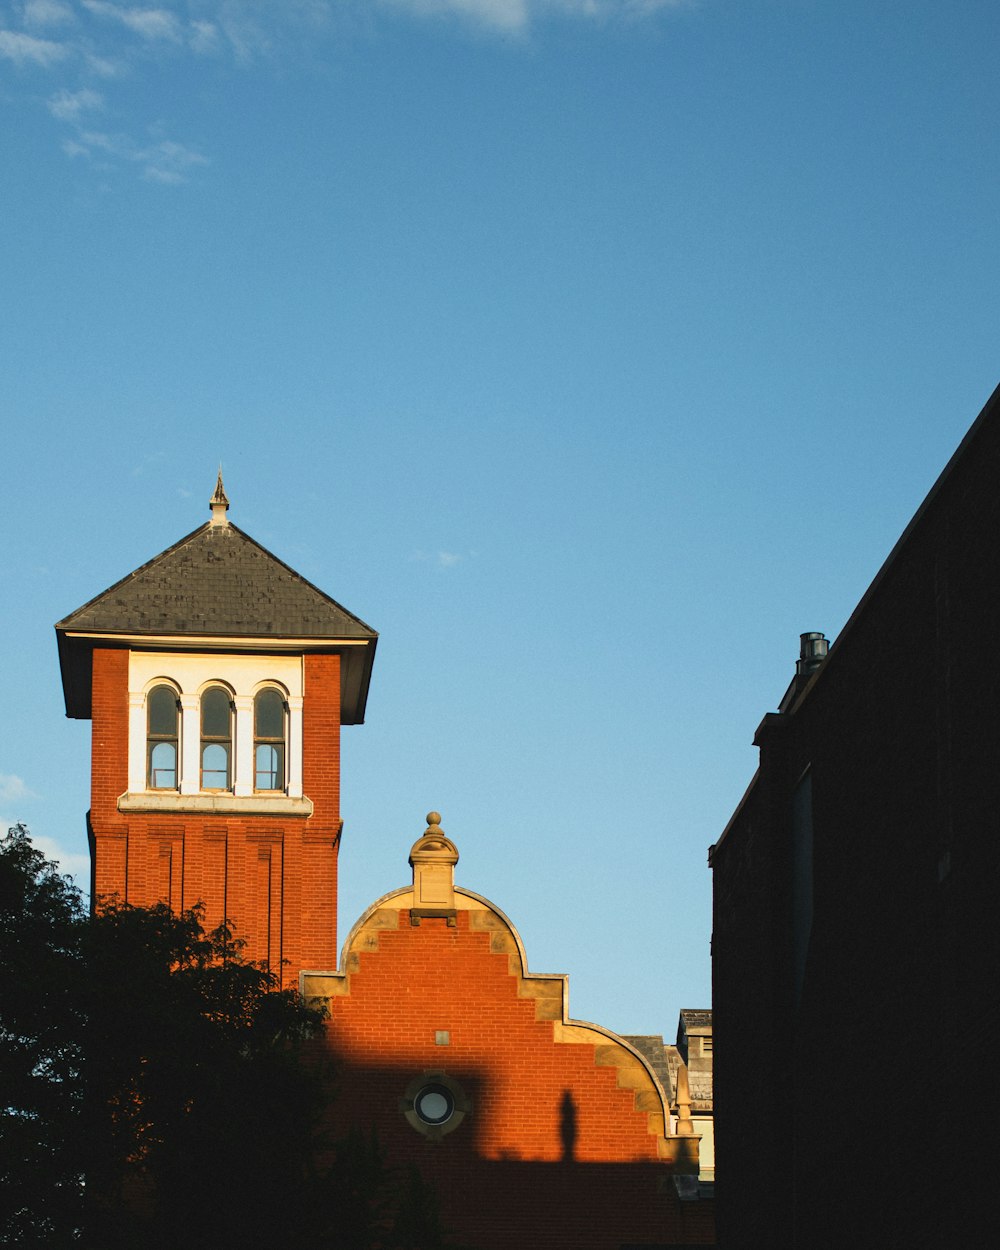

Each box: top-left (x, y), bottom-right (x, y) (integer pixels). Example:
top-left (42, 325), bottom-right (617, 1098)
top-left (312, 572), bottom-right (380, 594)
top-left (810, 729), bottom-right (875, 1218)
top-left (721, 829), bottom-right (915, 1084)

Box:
top-left (118, 792), bottom-right (314, 817)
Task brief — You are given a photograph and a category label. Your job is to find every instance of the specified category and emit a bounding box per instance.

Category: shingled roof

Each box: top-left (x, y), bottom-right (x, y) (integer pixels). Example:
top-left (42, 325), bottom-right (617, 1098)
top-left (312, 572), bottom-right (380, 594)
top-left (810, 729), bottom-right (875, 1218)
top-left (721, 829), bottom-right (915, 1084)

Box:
top-left (55, 501), bottom-right (378, 722)
top-left (56, 522), bottom-right (376, 640)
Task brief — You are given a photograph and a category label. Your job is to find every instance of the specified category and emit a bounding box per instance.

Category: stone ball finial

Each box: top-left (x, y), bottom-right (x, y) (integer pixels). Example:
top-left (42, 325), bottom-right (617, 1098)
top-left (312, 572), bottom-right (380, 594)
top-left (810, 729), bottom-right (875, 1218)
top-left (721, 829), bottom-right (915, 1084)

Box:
top-left (409, 810), bottom-right (458, 872)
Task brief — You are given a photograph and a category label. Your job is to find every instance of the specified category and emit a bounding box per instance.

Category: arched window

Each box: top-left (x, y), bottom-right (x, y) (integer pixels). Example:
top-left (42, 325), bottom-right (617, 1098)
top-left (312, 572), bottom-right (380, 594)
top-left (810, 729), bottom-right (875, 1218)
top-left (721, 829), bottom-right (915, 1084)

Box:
top-left (201, 686), bottom-right (232, 790)
top-left (254, 688), bottom-right (286, 791)
top-left (147, 685), bottom-right (179, 789)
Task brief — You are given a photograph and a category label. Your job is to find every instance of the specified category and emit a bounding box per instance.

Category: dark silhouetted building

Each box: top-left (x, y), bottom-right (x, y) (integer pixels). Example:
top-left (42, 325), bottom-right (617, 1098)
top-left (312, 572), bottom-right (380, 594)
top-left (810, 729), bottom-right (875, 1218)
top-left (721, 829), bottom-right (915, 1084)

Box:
top-left (710, 384), bottom-right (1000, 1248)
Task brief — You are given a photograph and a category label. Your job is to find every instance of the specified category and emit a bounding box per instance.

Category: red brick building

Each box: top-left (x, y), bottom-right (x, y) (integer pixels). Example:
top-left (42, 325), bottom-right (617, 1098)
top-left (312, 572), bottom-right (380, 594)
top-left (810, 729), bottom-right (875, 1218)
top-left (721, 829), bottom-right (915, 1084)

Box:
top-left (57, 476), bottom-right (714, 1249)
top-left (306, 817), bottom-right (713, 1249)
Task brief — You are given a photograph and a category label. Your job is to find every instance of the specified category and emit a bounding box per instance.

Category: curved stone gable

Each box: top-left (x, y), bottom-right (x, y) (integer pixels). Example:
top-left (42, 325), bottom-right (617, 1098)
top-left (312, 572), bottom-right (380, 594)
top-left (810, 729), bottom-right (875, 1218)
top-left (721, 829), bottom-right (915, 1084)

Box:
top-left (301, 886), bottom-right (706, 1248)
top-left (302, 886), bottom-right (698, 1167)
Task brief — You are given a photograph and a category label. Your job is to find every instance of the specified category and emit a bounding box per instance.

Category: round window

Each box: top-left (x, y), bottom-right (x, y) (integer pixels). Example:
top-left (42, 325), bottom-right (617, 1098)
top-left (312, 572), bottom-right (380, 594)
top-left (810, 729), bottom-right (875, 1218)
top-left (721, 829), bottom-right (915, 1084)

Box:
top-left (401, 1071), bottom-right (469, 1140)
top-left (414, 1083), bottom-right (454, 1126)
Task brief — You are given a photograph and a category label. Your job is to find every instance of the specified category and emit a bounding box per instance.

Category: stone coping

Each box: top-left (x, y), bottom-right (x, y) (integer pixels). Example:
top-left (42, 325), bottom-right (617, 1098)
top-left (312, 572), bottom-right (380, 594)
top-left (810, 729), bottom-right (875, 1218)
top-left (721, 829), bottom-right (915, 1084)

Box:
top-left (117, 791), bottom-right (314, 817)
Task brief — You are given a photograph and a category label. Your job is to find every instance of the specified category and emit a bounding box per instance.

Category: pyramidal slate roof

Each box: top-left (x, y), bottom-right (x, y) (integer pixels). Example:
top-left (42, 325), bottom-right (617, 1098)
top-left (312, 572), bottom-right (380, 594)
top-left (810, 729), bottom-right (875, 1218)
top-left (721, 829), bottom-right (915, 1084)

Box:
top-left (56, 521), bottom-right (377, 640)
top-left (55, 494), bottom-right (378, 722)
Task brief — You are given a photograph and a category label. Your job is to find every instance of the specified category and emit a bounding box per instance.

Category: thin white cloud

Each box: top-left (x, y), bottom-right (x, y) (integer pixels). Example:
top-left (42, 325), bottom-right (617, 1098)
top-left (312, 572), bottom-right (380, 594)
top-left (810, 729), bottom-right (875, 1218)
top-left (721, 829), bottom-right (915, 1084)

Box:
top-left (379, 0), bottom-right (688, 33)
top-left (558, 0), bottom-right (691, 17)
top-left (197, 3), bottom-right (283, 64)
top-left (22, 0), bottom-right (76, 27)
top-left (141, 137), bottom-right (209, 181)
top-left (0, 773), bottom-right (36, 803)
top-left (410, 549), bottom-right (468, 568)
top-left (83, 49), bottom-right (124, 74)
top-left (188, 17), bottom-right (217, 53)
top-left (65, 127), bottom-right (208, 182)
top-left (73, 126), bottom-right (119, 151)
top-left (8, 0), bottom-right (688, 184)
top-left (47, 84), bottom-right (103, 119)
top-left (81, 1), bottom-right (183, 43)
top-left (380, 0), bottom-right (528, 32)
top-left (0, 26), bottom-right (70, 62)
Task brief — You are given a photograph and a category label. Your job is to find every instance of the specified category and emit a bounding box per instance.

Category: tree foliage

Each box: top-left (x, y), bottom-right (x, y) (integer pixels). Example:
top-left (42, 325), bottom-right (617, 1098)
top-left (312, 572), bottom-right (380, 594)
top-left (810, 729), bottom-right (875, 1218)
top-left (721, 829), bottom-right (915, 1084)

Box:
top-left (0, 825), bottom-right (86, 1248)
top-left (1, 824), bottom-right (326, 1248)
top-left (82, 898), bottom-right (327, 1249)
top-left (1, 826), bottom-right (461, 1249)
top-left (316, 1128), bottom-right (457, 1250)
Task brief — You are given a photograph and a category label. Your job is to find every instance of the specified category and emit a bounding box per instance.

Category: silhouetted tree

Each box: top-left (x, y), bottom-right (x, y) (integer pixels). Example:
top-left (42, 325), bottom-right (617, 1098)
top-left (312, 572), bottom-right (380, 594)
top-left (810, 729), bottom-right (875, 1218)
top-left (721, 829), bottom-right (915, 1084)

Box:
top-left (82, 898), bottom-right (326, 1249)
top-left (1, 826), bottom-right (325, 1249)
top-left (0, 825), bottom-right (86, 1249)
top-left (314, 1128), bottom-right (461, 1250)
top-left (2, 826), bottom-right (460, 1250)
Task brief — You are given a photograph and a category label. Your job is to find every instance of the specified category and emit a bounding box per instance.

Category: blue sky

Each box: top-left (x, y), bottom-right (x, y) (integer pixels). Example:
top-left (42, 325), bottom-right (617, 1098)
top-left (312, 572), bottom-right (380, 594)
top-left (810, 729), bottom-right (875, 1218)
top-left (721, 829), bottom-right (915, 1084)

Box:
top-left (2, 0), bottom-right (997, 1036)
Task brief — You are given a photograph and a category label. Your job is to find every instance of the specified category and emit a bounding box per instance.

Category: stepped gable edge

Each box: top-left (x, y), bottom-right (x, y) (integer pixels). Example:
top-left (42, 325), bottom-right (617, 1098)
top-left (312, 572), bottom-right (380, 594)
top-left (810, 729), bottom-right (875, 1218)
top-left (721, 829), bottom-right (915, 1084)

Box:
top-left (302, 883), bottom-right (698, 1167)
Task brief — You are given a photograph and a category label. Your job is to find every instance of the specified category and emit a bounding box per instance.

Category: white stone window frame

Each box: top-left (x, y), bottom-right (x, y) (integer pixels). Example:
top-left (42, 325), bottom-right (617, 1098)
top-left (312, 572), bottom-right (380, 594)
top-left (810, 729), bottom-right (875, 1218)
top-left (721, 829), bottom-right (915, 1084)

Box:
top-left (250, 681), bottom-right (292, 795)
top-left (144, 679), bottom-right (182, 790)
top-left (196, 679), bottom-right (237, 794)
top-left (127, 653), bottom-right (304, 803)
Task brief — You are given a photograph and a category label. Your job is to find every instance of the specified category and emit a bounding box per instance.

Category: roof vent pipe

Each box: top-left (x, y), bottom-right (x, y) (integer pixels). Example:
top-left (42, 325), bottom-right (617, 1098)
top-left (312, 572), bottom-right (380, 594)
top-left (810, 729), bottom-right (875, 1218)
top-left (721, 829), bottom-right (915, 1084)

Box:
top-left (777, 631), bottom-right (830, 713)
top-left (796, 631), bottom-right (828, 678)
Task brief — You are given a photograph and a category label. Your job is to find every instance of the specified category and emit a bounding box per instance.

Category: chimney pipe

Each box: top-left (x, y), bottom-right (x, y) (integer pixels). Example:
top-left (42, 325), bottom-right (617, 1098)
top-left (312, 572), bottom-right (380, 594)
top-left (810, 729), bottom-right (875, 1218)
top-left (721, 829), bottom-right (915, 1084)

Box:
top-left (796, 631), bottom-right (829, 678)
top-left (777, 631), bottom-right (830, 713)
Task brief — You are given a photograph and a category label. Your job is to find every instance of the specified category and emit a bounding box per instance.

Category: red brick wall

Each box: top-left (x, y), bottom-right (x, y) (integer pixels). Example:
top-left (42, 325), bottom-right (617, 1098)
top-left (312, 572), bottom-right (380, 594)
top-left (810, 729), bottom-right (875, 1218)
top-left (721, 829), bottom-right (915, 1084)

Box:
top-left (90, 648), bottom-right (130, 840)
top-left (300, 654), bottom-right (341, 972)
top-left (302, 654), bottom-right (340, 818)
top-left (323, 909), bottom-right (714, 1248)
top-left (87, 648), bottom-right (342, 986)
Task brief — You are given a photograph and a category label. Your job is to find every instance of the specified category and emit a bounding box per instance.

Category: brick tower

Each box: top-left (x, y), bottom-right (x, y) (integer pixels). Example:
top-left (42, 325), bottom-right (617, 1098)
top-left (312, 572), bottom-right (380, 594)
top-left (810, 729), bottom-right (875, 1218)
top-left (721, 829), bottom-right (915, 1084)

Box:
top-left (55, 475), bottom-right (377, 984)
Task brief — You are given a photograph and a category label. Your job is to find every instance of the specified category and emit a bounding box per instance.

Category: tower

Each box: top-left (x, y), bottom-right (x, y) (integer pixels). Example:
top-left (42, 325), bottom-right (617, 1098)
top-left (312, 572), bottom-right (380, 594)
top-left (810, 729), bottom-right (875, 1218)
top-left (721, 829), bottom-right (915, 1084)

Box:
top-left (53, 478), bottom-right (717, 1247)
top-left (55, 476), bottom-right (377, 984)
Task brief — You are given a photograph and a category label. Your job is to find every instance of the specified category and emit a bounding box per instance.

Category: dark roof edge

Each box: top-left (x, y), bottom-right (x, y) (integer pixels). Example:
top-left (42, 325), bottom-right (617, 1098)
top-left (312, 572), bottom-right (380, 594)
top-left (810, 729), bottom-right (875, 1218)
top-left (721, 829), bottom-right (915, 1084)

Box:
top-left (709, 768), bottom-right (760, 863)
top-left (713, 384), bottom-right (1000, 858)
top-left (348, 633), bottom-right (378, 726)
top-left (54, 629), bottom-right (374, 645)
top-left (54, 521), bottom-right (378, 639)
top-left (712, 383), bottom-right (1000, 860)
top-left (776, 380), bottom-right (1000, 718)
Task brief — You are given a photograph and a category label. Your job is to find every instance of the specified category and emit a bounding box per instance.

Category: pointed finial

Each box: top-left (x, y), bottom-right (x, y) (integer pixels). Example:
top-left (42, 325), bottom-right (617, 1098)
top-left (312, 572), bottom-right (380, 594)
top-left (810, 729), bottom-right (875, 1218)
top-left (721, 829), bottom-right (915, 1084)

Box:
top-left (674, 1061), bottom-right (695, 1136)
top-left (210, 467), bottom-right (230, 527)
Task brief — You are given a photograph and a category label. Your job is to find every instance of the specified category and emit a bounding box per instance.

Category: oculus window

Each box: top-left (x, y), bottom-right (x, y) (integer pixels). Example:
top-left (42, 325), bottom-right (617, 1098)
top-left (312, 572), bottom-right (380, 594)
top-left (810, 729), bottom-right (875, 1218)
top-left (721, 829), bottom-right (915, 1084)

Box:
top-left (401, 1072), bottom-right (469, 1141)
top-left (414, 1083), bottom-right (455, 1126)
